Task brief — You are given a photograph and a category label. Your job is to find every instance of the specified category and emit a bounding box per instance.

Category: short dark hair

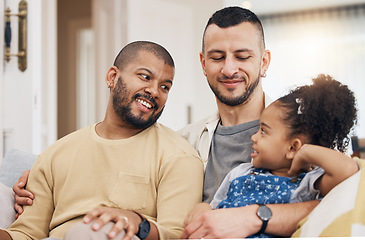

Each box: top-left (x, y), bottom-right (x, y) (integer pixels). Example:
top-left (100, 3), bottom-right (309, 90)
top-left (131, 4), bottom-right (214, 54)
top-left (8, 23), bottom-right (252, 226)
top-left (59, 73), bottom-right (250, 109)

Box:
top-left (113, 41), bottom-right (174, 70)
top-left (202, 7), bottom-right (265, 53)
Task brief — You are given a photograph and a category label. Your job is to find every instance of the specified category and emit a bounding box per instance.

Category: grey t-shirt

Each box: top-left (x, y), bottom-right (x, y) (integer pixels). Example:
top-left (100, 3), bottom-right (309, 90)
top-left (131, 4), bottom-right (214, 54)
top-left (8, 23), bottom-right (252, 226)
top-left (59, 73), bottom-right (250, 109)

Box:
top-left (203, 119), bottom-right (260, 202)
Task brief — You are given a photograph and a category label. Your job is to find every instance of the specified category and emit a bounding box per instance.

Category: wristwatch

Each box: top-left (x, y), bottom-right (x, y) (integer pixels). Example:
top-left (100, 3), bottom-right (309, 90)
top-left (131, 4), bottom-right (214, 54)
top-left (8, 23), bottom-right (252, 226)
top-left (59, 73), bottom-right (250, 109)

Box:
top-left (134, 211), bottom-right (150, 240)
top-left (256, 204), bottom-right (272, 234)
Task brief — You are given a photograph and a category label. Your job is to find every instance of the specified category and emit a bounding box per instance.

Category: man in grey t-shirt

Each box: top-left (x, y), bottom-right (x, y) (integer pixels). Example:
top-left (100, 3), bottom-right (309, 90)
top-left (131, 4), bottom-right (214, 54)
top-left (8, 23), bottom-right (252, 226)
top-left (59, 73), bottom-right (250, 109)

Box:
top-left (179, 6), bottom-right (320, 239)
top-left (203, 120), bottom-right (260, 202)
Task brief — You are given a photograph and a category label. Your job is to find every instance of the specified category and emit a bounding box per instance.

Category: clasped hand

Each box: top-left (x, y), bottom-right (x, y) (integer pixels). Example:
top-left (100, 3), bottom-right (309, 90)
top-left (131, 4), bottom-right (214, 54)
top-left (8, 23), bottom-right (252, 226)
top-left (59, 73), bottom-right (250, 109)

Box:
top-left (83, 206), bottom-right (141, 240)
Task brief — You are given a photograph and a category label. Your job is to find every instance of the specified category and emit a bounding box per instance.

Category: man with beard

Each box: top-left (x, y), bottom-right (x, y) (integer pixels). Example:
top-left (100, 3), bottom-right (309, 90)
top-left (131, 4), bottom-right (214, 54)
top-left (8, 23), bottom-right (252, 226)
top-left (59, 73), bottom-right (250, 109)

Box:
top-left (0, 41), bottom-right (203, 240)
top-left (11, 7), bottom-right (319, 239)
top-left (179, 7), bottom-right (319, 238)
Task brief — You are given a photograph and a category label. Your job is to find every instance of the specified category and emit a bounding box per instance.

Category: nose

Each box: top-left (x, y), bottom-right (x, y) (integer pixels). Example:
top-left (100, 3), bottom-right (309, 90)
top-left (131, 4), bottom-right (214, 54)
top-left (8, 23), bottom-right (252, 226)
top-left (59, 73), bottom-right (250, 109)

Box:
top-left (251, 131), bottom-right (258, 143)
top-left (145, 82), bottom-right (159, 99)
top-left (221, 57), bottom-right (238, 78)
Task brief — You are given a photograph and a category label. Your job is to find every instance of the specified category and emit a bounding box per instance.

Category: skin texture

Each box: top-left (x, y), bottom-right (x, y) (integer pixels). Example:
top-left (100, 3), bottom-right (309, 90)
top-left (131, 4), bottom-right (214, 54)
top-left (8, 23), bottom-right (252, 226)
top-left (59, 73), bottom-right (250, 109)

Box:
top-left (200, 22), bottom-right (270, 127)
top-left (251, 103), bottom-right (297, 176)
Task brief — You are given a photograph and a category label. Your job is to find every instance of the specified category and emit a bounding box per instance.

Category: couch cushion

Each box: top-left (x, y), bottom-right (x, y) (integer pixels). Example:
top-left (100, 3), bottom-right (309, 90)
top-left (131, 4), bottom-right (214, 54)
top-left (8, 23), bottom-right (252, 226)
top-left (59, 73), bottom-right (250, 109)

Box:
top-left (0, 181), bottom-right (16, 228)
top-left (292, 157), bottom-right (365, 237)
top-left (0, 149), bottom-right (37, 188)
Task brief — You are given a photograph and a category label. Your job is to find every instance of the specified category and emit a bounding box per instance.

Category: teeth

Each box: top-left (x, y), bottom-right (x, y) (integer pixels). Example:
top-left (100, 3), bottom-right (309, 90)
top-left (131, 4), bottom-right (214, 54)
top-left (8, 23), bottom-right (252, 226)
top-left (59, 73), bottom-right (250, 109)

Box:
top-left (137, 99), bottom-right (152, 109)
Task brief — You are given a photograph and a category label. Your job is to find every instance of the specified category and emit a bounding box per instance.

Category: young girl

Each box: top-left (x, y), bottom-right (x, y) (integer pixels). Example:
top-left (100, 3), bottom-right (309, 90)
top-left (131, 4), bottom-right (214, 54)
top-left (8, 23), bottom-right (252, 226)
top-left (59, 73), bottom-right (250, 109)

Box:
top-left (210, 74), bottom-right (359, 238)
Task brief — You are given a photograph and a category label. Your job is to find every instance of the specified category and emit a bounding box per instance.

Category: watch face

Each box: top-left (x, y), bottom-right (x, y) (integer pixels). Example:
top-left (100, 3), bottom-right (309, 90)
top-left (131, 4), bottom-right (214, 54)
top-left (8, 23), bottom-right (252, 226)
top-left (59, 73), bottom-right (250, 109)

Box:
top-left (257, 205), bottom-right (272, 221)
top-left (138, 219), bottom-right (151, 239)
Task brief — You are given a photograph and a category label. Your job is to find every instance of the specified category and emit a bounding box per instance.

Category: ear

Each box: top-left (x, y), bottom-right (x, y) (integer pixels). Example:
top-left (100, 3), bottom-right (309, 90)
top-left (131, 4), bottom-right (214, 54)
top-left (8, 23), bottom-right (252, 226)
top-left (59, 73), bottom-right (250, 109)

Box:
top-left (286, 138), bottom-right (303, 160)
top-left (106, 66), bottom-right (118, 89)
top-left (200, 52), bottom-right (207, 77)
top-left (260, 50), bottom-right (271, 78)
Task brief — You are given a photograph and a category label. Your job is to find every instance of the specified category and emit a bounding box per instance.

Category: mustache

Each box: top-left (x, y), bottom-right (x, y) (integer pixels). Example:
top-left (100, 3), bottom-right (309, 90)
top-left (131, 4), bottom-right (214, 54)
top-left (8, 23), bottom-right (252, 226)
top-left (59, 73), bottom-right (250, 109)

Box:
top-left (218, 74), bottom-right (245, 81)
top-left (133, 93), bottom-right (159, 109)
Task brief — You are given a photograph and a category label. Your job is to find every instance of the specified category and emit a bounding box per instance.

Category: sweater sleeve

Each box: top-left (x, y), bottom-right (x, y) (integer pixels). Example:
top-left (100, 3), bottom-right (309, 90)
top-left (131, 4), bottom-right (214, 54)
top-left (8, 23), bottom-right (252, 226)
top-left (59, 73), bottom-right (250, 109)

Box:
top-left (6, 155), bottom-right (54, 240)
top-left (152, 153), bottom-right (204, 239)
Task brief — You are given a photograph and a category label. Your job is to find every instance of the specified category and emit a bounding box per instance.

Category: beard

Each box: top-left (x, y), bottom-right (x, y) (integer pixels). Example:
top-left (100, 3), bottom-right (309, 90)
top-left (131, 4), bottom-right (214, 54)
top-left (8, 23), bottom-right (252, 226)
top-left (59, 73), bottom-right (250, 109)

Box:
top-left (112, 77), bottom-right (164, 129)
top-left (208, 73), bottom-right (261, 106)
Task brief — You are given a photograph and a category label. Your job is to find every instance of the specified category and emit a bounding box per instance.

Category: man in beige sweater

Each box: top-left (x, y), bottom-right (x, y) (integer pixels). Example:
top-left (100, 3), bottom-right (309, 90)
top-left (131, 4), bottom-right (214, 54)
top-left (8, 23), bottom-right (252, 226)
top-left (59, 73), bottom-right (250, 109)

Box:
top-left (0, 41), bottom-right (203, 240)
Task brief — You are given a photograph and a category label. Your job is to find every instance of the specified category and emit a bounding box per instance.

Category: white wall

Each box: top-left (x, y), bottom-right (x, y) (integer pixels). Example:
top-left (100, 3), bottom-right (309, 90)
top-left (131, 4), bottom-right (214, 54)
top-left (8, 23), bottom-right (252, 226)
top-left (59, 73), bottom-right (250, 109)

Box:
top-left (260, 6), bottom-right (365, 138)
top-left (126, 0), bottom-right (222, 131)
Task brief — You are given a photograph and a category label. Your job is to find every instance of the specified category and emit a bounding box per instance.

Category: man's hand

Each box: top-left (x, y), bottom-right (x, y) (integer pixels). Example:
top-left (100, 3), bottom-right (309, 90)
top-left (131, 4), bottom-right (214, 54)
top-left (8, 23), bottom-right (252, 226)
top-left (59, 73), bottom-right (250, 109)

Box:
top-left (12, 170), bottom-right (33, 218)
top-left (83, 207), bottom-right (142, 240)
top-left (181, 204), bottom-right (261, 239)
top-left (184, 202), bottom-right (212, 227)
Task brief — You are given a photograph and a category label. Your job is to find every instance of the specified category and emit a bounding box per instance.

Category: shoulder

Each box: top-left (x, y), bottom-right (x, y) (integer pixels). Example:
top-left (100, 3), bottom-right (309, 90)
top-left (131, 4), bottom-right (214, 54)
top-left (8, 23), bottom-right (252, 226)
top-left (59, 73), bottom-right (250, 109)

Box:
top-left (177, 112), bottom-right (219, 141)
top-left (40, 125), bottom-right (93, 158)
top-left (227, 163), bottom-right (254, 180)
top-left (153, 123), bottom-right (201, 157)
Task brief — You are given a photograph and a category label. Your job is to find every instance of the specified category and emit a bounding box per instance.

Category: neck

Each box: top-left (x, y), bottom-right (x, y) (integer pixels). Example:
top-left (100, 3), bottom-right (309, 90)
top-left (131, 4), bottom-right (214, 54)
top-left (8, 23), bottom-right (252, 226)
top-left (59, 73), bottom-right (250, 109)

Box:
top-left (217, 88), bottom-right (265, 127)
top-left (95, 105), bottom-right (145, 139)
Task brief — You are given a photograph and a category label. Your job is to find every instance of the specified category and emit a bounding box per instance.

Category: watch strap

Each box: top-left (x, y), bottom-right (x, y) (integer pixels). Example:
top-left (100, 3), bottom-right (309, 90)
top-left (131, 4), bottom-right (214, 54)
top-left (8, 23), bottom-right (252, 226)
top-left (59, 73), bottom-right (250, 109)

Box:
top-left (134, 211), bottom-right (150, 240)
top-left (258, 218), bottom-right (268, 234)
top-left (256, 204), bottom-right (272, 235)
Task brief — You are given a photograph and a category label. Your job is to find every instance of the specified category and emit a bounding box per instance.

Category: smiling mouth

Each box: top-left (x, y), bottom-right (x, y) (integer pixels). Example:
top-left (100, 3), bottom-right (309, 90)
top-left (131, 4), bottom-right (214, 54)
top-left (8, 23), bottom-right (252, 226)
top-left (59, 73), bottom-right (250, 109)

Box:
top-left (251, 148), bottom-right (259, 158)
top-left (136, 98), bottom-right (153, 109)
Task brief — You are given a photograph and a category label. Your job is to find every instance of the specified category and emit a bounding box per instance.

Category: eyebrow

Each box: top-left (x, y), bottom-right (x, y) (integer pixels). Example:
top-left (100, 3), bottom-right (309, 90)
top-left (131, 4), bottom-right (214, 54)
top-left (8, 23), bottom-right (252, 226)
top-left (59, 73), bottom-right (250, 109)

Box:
top-left (235, 49), bottom-right (254, 54)
top-left (137, 68), bottom-right (173, 85)
top-left (137, 68), bottom-right (153, 75)
top-left (207, 48), bottom-right (254, 55)
top-left (260, 122), bottom-right (271, 130)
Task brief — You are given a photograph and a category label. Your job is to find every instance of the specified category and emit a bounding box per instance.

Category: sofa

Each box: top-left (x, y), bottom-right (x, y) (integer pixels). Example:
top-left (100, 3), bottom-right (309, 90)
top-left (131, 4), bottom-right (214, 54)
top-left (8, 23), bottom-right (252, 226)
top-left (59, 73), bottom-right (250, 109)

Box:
top-left (1, 149), bottom-right (365, 237)
top-left (0, 149), bottom-right (37, 229)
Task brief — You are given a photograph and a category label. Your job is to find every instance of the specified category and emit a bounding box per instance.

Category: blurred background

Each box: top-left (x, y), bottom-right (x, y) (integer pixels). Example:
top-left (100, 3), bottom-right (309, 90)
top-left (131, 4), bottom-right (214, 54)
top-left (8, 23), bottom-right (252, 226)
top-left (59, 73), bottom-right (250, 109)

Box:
top-left (1, 0), bottom-right (364, 157)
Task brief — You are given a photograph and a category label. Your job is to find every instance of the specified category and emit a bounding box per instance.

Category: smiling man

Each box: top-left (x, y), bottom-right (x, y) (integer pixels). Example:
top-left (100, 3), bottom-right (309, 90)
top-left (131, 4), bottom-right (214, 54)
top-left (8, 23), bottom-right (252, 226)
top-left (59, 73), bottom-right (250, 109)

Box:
top-left (0, 41), bottom-right (203, 240)
top-left (180, 7), bottom-right (319, 239)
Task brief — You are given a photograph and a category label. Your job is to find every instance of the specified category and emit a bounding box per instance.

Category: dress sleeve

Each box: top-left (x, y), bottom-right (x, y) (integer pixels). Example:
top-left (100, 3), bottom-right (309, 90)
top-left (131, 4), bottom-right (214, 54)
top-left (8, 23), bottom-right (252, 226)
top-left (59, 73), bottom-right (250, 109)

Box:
top-left (291, 167), bottom-right (325, 203)
top-left (210, 163), bottom-right (253, 209)
top-left (6, 155), bottom-right (54, 240)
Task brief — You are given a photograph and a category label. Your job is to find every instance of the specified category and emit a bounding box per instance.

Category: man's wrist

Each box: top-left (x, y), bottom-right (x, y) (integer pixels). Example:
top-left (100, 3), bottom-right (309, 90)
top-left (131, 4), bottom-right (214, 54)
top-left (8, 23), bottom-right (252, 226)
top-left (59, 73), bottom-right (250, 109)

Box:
top-left (133, 211), bottom-right (150, 240)
top-left (252, 204), bottom-right (262, 224)
top-left (256, 204), bottom-right (272, 235)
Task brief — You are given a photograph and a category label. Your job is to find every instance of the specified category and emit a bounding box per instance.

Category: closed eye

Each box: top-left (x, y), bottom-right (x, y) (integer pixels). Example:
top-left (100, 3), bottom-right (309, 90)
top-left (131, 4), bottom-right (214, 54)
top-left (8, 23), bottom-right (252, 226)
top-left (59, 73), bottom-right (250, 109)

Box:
top-left (211, 56), bottom-right (224, 61)
top-left (237, 56), bottom-right (250, 61)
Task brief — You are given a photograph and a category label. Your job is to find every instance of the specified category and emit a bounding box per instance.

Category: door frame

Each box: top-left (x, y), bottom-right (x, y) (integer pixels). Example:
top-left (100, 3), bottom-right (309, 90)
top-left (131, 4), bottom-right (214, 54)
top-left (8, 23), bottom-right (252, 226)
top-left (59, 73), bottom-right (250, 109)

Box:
top-left (31, 0), bottom-right (57, 154)
top-left (0, 0), bottom-right (57, 158)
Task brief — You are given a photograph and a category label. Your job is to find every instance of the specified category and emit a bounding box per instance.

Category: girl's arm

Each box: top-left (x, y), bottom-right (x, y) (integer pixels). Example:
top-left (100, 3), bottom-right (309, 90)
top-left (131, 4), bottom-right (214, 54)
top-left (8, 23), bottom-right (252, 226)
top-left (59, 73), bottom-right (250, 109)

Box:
top-left (289, 144), bottom-right (359, 196)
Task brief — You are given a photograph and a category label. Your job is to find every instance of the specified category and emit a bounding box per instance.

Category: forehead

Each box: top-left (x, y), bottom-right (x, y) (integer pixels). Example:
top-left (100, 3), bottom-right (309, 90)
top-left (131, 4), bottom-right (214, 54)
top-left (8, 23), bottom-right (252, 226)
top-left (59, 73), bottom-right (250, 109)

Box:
top-left (260, 103), bottom-right (285, 126)
top-left (127, 50), bottom-right (174, 79)
top-left (204, 22), bottom-right (262, 53)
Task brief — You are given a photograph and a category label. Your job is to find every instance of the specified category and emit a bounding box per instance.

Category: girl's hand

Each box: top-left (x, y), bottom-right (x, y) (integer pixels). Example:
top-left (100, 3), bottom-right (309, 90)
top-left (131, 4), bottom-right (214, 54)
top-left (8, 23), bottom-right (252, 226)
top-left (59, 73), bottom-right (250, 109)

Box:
top-left (288, 144), bottom-right (312, 176)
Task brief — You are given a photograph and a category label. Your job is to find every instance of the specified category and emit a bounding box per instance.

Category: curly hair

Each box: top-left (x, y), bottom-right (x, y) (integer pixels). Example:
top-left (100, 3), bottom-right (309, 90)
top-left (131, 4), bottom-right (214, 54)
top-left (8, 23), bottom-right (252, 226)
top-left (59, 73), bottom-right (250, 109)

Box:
top-left (277, 74), bottom-right (358, 152)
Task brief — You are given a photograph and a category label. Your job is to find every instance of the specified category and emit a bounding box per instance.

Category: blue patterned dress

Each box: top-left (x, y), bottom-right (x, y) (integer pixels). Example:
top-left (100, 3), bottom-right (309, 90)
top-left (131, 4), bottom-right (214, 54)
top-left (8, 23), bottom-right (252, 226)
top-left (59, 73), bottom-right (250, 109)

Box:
top-left (211, 164), bottom-right (324, 238)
